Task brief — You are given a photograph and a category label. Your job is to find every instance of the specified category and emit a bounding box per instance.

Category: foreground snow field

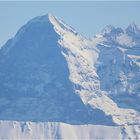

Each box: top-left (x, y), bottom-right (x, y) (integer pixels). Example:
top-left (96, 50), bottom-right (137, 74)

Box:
top-left (0, 121), bottom-right (140, 139)
top-left (0, 14), bottom-right (140, 139)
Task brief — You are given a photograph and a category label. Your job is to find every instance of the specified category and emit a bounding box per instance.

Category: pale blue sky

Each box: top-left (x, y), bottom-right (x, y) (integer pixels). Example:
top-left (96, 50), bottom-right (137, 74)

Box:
top-left (0, 1), bottom-right (140, 46)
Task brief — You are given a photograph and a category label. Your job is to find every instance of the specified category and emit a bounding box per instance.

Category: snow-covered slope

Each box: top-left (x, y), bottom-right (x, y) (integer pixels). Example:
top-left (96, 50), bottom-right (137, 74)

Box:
top-left (0, 14), bottom-right (140, 139)
top-left (0, 121), bottom-right (140, 139)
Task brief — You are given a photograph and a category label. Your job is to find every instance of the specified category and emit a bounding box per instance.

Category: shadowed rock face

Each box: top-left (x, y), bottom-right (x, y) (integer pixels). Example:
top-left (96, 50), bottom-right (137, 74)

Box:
top-left (96, 25), bottom-right (140, 111)
top-left (0, 15), bottom-right (86, 122)
top-left (0, 15), bottom-right (115, 125)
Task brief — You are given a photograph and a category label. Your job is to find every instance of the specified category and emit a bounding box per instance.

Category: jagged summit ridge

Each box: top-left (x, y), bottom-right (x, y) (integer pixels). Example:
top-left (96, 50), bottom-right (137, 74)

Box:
top-left (101, 23), bottom-right (140, 36)
top-left (126, 23), bottom-right (140, 32)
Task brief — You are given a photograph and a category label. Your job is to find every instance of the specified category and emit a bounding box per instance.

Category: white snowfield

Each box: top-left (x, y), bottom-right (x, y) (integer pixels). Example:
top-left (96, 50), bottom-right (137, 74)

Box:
top-left (0, 14), bottom-right (140, 139)
top-left (0, 121), bottom-right (140, 139)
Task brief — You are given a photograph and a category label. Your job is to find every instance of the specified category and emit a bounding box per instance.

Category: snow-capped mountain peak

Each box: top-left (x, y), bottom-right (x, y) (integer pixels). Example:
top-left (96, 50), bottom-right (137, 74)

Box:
top-left (0, 14), bottom-right (140, 139)
top-left (101, 25), bottom-right (123, 36)
top-left (11, 14), bottom-right (77, 44)
top-left (126, 23), bottom-right (140, 38)
top-left (126, 23), bottom-right (140, 33)
top-left (101, 25), bottom-right (115, 35)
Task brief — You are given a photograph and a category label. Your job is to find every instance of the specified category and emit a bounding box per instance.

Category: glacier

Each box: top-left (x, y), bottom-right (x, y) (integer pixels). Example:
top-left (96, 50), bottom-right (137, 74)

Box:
top-left (0, 14), bottom-right (140, 139)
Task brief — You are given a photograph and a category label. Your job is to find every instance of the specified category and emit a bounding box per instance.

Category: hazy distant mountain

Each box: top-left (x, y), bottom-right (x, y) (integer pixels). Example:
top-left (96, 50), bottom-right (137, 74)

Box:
top-left (0, 14), bottom-right (140, 139)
